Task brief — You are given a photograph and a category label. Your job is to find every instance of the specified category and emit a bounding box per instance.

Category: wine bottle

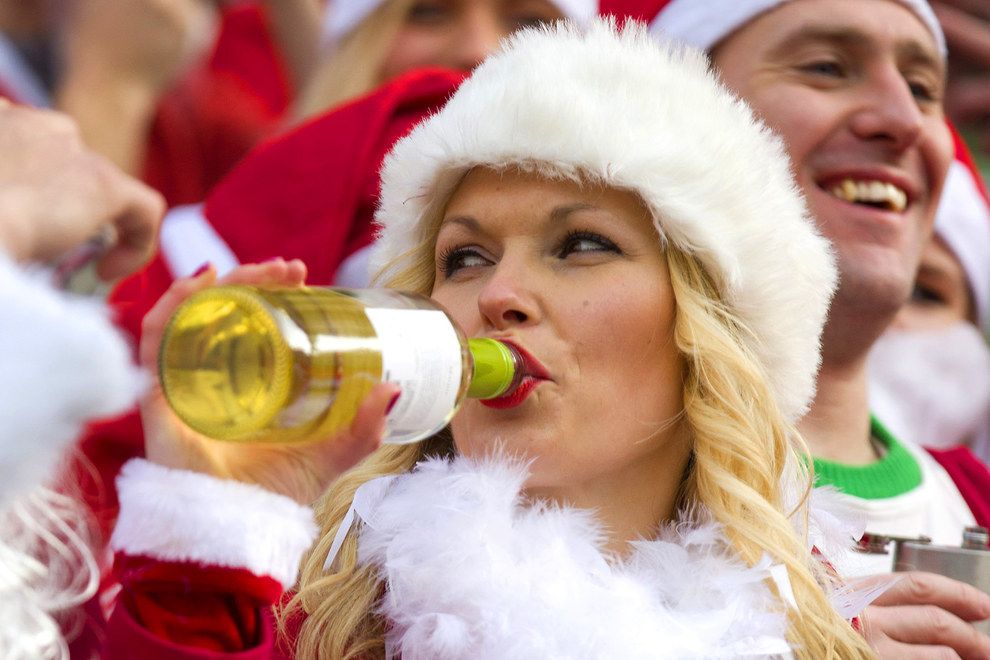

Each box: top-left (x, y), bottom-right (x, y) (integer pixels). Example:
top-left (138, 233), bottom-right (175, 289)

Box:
top-left (158, 286), bottom-right (522, 444)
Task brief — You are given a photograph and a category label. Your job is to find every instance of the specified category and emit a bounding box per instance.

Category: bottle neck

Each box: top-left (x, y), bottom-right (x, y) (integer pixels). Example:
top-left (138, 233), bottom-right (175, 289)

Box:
top-left (466, 338), bottom-right (523, 399)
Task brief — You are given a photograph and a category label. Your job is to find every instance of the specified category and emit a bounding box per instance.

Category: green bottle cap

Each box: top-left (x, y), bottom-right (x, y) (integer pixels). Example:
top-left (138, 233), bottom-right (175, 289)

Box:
top-left (466, 338), bottom-right (519, 399)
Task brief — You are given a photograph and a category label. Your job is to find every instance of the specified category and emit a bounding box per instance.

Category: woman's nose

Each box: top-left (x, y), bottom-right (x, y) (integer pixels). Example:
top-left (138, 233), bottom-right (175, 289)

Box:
top-left (476, 260), bottom-right (540, 330)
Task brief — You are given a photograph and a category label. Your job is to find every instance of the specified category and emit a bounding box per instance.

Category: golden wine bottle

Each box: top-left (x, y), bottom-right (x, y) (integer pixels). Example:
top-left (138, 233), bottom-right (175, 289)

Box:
top-left (158, 286), bottom-right (522, 444)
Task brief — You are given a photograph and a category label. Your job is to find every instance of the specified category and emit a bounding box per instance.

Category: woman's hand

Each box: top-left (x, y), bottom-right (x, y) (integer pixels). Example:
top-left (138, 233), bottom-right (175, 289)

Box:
top-left (139, 258), bottom-right (397, 504)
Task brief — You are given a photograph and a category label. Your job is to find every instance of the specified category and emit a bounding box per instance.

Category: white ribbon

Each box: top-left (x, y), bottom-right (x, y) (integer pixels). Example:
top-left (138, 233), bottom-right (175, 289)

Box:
top-left (323, 475), bottom-right (397, 572)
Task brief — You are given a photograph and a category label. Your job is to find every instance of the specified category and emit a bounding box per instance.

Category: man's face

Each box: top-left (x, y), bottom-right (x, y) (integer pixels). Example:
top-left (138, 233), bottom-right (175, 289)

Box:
top-left (712, 0), bottom-right (954, 313)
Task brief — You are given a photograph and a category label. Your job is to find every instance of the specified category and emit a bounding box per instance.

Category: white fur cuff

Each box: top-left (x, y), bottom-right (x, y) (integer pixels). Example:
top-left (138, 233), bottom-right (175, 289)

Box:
top-left (111, 459), bottom-right (318, 590)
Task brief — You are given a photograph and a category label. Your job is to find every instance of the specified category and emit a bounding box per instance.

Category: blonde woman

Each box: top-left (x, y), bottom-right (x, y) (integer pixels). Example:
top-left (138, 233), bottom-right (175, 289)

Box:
top-left (109, 20), bottom-right (877, 658)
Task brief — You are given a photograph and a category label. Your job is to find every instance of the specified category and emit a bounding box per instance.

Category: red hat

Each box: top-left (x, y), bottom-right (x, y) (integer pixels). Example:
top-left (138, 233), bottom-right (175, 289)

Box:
top-left (937, 125), bottom-right (990, 332)
top-left (599, 0), bottom-right (946, 56)
top-left (154, 67), bottom-right (467, 287)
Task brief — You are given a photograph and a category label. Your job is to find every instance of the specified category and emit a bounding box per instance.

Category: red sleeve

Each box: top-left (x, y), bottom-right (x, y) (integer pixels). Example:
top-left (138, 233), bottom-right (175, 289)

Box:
top-left (105, 555), bottom-right (288, 659)
top-left (925, 445), bottom-right (990, 528)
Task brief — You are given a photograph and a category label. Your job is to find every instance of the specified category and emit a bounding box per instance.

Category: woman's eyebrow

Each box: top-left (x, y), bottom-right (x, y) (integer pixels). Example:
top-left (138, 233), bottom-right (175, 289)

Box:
top-left (441, 203), bottom-right (598, 230)
top-left (440, 215), bottom-right (481, 231)
top-left (550, 203), bottom-right (596, 223)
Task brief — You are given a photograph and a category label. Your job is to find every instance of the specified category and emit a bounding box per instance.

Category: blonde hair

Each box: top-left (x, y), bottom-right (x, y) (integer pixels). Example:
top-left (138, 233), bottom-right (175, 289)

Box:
top-left (293, 0), bottom-right (418, 123)
top-left (283, 172), bottom-right (874, 659)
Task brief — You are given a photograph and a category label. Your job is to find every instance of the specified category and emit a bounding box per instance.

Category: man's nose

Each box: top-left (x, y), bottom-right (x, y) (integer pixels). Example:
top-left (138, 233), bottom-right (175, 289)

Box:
top-left (848, 65), bottom-right (926, 151)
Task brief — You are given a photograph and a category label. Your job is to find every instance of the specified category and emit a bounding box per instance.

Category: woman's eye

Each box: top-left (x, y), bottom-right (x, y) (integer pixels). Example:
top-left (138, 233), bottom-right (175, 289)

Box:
top-left (558, 232), bottom-right (620, 258)
top-left (438, 247), bottom-right (490, 277)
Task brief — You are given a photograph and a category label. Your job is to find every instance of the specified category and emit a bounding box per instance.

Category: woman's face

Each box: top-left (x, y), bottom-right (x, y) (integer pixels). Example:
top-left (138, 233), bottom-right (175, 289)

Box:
top-left (430, 168), bottom-right (690, 505)
top-left (379, 0), bottom-right (563, 80)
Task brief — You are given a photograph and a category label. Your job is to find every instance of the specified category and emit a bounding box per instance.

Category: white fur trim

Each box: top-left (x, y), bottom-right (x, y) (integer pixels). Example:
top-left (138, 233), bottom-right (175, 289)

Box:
top-left (935, 160), bottom-right (990, 332)
top-left (159, 204), bottom-right (240, 279)
top-left (0, 252), bottom-right (144, 506)
top-left (350, 455), bottom-right (795, 658)
top-left (111, 459), bottom-right (318, 589)
top-left (333, 243), bottom-right (375, 288)
top-left (372, 20), bottom-right (836, 421)
top-left (321, 0), bottom-right (597, 45)
top-left (650, 0), bottom-right (946, 57)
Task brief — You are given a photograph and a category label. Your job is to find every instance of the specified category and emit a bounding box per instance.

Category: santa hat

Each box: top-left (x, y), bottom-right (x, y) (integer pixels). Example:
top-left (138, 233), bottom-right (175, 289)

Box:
top-left (937, 126), bottom-right (990, 333)
top-left (149, 68), bottom-right (466, 290)
top-left (371, 19), bottom-right (838, 422)
top-left (601, 0), bottom-right (946, 57)
top-left (324, 0), bottom-right (598, 45)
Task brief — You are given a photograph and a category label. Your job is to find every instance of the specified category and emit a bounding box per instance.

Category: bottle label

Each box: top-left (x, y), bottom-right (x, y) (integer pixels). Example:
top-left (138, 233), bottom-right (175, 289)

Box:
top-left (365, 307), bottom-right (463, 444)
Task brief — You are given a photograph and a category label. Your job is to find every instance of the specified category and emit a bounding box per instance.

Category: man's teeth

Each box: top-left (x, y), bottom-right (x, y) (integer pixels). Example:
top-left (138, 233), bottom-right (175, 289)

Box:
top-left (828, 178), bottom-right (908, 212)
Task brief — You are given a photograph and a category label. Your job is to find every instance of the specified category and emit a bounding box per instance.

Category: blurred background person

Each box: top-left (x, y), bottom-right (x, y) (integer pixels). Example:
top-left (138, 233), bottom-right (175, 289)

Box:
top-left (294, 0), bottom-right (594, 120)
top-left (870, 128), bottom-right (990, 463)
top-left (0, 102), bottom-right (162, 658)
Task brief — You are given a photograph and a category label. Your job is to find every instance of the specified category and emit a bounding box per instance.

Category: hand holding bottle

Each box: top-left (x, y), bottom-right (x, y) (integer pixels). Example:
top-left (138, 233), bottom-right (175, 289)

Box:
top-left (139, 258), bottom-right (397, 504)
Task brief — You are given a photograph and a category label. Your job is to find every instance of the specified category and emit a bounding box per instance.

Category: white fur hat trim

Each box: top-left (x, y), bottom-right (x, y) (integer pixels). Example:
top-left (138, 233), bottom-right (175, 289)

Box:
top-left (935, 160), bottom-right (990, 333)
top-left (651, 0), bottom-right (946, 57)
top-left (372, 19), bottom-right (838, 421)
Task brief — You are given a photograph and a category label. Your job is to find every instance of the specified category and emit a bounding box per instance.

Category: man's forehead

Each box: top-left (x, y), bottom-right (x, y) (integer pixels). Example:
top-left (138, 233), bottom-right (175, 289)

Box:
top-left (651, 0), bottom-right (946, 57)
top-left (734, 2), bottom-right (942, 66)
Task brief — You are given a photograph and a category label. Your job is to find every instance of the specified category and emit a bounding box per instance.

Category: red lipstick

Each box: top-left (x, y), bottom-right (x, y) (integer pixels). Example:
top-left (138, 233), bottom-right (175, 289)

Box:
top-left (479, 340), bottom-right (550, 409)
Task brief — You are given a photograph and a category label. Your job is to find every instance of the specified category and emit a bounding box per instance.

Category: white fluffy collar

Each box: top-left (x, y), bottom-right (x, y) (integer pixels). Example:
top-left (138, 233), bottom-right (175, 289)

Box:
top-left (329, 455), bottom-right (805, 659)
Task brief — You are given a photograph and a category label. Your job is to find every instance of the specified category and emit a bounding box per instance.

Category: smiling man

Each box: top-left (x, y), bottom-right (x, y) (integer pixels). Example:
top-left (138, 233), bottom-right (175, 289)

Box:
top-left (609, 0), bottom-right (990, 655)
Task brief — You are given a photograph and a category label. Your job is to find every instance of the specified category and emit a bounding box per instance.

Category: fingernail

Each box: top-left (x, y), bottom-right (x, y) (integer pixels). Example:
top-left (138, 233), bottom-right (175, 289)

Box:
top-left (261, 256), bottom-right (282, 263)
top-left (385, 391), bottom-right (401, 415)
top-left (192, 262), bottom-right (212, 277)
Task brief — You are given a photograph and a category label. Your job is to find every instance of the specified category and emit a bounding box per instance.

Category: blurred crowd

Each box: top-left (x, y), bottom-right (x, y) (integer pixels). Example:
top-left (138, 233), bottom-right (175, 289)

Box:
top-left (1, 0), bottom-right (990, 658)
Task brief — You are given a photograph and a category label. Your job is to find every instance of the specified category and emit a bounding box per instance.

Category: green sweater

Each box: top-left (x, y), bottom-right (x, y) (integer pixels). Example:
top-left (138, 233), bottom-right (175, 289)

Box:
top-left (812, 416), bottom-right (922, 500)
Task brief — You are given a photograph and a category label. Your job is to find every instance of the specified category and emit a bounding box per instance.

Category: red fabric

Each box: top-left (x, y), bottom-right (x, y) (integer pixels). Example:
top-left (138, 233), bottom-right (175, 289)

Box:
top-left (203, 67), bottom-right (466, 285)
top-left (104, 555), bottom-right (285, 658)
top-left (0, 79), bottom-right (22, 103)
top-left (925, 445), bottom-right (990, 529)
top-left (598, 0), bottom-right (670, 24)
top-left (949, 122), bottom-right (990, 207)
top-left (142, 3), bottom-right (292, 206)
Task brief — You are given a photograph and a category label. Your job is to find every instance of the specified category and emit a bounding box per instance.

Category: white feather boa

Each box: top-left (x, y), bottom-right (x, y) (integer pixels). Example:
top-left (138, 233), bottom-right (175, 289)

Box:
top-left (326, 455), bottom-right (829, 659)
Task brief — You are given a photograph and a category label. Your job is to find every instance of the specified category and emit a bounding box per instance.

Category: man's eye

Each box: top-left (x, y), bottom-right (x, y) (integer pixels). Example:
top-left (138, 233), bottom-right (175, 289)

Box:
top-left (910, 283), bottom-right (947, 306)
top-left (558, 231), bottom-right (620, 258)
top-left (799, 60), bottom-right (844, 77)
